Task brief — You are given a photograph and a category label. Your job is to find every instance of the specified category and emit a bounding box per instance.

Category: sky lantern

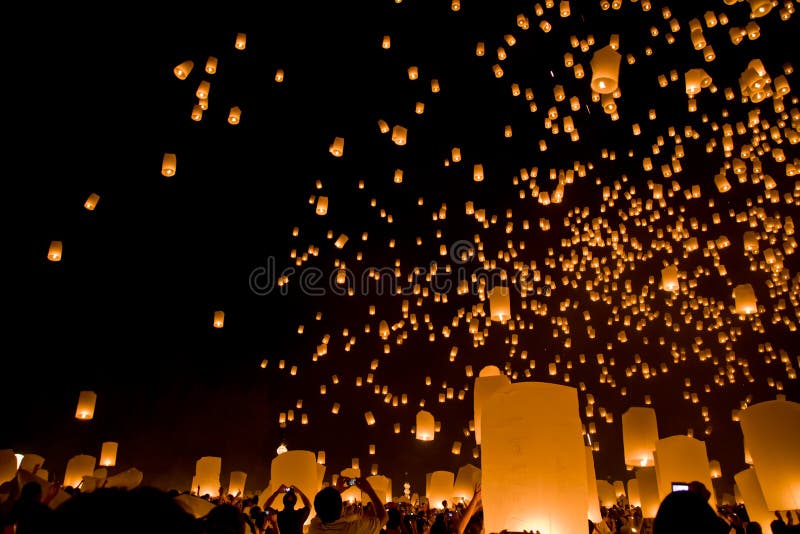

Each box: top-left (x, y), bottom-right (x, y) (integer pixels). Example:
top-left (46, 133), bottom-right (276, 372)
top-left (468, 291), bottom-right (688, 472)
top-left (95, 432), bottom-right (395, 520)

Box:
top-left (329, 137), bottom-right (344, 157)
top-left (227, 106), bottom-right (242, 125)
top-left (622, 407), bottom-right (659, 468)
top-left (453, 464), bottom-right (481, 502)
top-left (653, 435), bottom-right (716, 503)
top-left (364, 411), bottom-right (376, 425)
top-left (315, 196), bottom-right (328, 215)
top-left (488, 286), bottom-right (510, 321)
top-left (733, 284), bottom-right (757, 314)
top-left (473, 365), bottom-right (511, 445)
top-left (274, 69), bottom-right (285, 82)
top-left (481, 382), bottom-right (588, 534)
top-left (636, 467), bottom-right (661, 518)
top-left (391, 125), bottom-right (408, 145)
top-left (709, 460), bottom-right (722, 479)
top-left (738, 398), bottom-right (800, 511)
top-left (19, 454), bottom-right (45, 474)
top-left (194, 456), bottom-right (221, 497)
top-left (173, 60), bottom-right (193, 80)
top-left (427, 470), bottom-right (455, 509)
top-left (473, 163), bottom-right (484, 182)
top-left (590, 45), bottom-right (622, 94)
top-left (205, 56), bottom-right (218, 74)
top-left (161, 153), bottom-right (176, 177)
top-left (271, 450), bottom-right (321, 520)
top-left (75, 390), bottom-right (97, 420)
top-left (228, 471), bottom-right (247, 497)
top-left (734, 467), bottom-right (777, 534)
top-left (100, 442), bottom-right (118, 467)
top-left (234, 32), bottom-right (246, 50)
top-left (747, 0), bottom-right (773, 17)
top-left (416, 410), bottom-right (435, 441)
top-left (64, 454), bottom-right (96, 489)
top-left (660, 265), bottom-right (679, 292)
top-left (84, 193), bottom-right (100, 211)
top-left (47, 241), bottom-right (63, 262)
top-left (213, 311), bottom-right (225, 328)
top-left (585, 447), bottom-right (602, 523)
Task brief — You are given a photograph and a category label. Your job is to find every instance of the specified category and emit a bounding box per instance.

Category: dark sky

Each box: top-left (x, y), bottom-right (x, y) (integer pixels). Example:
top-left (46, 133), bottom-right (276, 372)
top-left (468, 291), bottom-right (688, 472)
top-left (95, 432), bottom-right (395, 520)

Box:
top-left (4, 1), bottom-right (799, 498)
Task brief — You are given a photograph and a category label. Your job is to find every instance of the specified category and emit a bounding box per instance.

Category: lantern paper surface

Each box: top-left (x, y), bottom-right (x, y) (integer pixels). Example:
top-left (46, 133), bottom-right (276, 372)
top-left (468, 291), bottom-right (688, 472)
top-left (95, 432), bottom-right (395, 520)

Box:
top-left (473, 366), bottom-right (510, 445)
top-left (622, 407), bottom-right (659, 467)
top-left (654, 435), bottom-right (715, 502)
top-left (627, 479), bottom-right (641, 508)
top-left (100, 441), bottom-right (118, 467)
top-left (271, 450), bottom-right (321, 519)
top-left (228, 471), bottom-right (247, 497)
top-left (64, 454), bottom-right (96, 489)
top-left (195, 456), bottom-right (221, 497)
top-left (453, 463), bottom-right (481, 502)
top-left (635, 467), bottom-right (661, 518)
top-left (734, 467), bottom-right (776, 533)
top-left (481, 381), bottom-right (588, 534)
top-left (19, 453), bottom-right (45, 473)
top-left (738, 398), bottom-right (800, 510)
top-left (585, 447), bottom-right (602, 523)
top-left (597, 480), bottom-right (616, 507)
top-left (427, 470), bottom-right (455, 509)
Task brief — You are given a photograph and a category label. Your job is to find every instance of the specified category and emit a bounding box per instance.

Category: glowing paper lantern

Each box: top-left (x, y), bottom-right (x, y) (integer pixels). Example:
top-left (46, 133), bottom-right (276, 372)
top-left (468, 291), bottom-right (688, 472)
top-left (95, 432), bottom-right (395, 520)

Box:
top-left (19, 454), bottom-right (45, 473)
top-left (734, 467), bottom-right (777, 531)
top-left (195, 456), bottom-right (221, 497)
top-left (709, 460), bottom-right (722, 479)
top-left (75, 390), bottom-right (97, 420)
top-left (64, 454), bottom-right (96, 489)
top-left (481, 381), bottom-right (588, 534)
top-left (316, 196), bottom-right (328, 215)
top-left (473, 365), bottom-right (511, 445)
top-left (590, 45), bottom-right (622, 94)
top-left (636, 467), bottom-right (661, 518)
top-left (622, 407), bottom-right (659, 467)
top-left (733, 284), bottom-right (757, 314)
top-left (234, 33), bottom-right (247, 50)
top-left (84, 193), bottom-right (100, 211)
top-left (161, 153), bottom-right (177, 177)
top-left (213, 311), bottom-right (225, 328)
top-left (660, 265), bottom-right (679, 292)
top-left (270, 450), bottom-right (321, 517)
top-left (597, 480), bottom-right (616, 507)
top-left (228, 471), bottom-right (247, 497)
top-left (738, 398), bottom-right (800, 510)
top-left (100, 442), bottom-right (118, 467)
top-left (585, 447), bottom-right (602, 523)
top-left (473, 163), bottom-right (484, 182)
top-left (427, 470), bottom-right (455, 509)
top-left (329, 137), bottom-right (345, 157)
top-left (173, 60), bottom-right (194, 80)
top-left (367, 475), bottom-right (392, 503)
top-left (205, 57), bottom-right (218, 74)
top-left (627, 479), bottom-right (641, 508)
top-left (748, 0), bottom-right (773, 17)
top-left (654, 435), bottom-right (716, 502)
top-left (488, 286), bottom-right (510, 321)
top-left (392, 125), bottom-right (408, 146)
top-left (227, 106), bottom-right (242, 125)
top-left (47, 241), bottom-right (63, 262)
top-left (416, 410), bottom-right (435, 441)
top-left (365, 411), bottom-right (376, 425)
top-left (453, 464), bottom-right (481, 502)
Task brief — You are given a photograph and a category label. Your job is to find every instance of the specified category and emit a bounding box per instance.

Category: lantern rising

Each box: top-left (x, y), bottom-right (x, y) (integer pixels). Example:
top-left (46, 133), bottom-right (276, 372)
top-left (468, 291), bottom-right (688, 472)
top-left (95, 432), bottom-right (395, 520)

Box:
top-left (100, 441), bottom-right (118, 467)
top-left (75, 390), bottom-right (97, 420)
top-left (622, 407), bottom-right (659, 468)
top-left (590, 45), bottom-right (622, 94)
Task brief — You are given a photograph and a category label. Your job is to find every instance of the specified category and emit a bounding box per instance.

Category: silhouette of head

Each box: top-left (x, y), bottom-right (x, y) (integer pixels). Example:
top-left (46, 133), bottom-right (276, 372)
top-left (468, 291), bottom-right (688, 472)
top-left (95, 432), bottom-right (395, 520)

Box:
top-left (313, 487), bottom-right (342, 524)
top-left (283, 490), bottom-right (297, 509)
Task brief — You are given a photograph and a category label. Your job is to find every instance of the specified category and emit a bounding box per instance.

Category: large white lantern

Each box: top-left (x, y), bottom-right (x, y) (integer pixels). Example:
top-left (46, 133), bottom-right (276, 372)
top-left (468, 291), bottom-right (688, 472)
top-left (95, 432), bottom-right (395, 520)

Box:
top-left (453, 464), bottom-right (482, 502)
top-left (271, 450), bottom-right (322, 518)
top-left (194, 456), bottom-right (221, 498)
top-left (481, 381), bottom-right (588, 534)
top-left (427, 470), bottom-right (455, 509)
top-left (416, 410), bottom-right (435, 441)
top-left (473, 365), bottom-right (511, 445)
top-left (622, 407), bottom-right (659, 468)
top-left (654, 436), bottom-right (716, 503)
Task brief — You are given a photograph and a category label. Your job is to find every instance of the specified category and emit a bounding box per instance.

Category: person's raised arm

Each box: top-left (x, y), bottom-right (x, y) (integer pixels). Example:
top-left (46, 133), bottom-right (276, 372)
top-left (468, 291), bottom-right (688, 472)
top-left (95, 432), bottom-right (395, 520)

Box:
top-left (355, 477), bottom-right (388, 526)
top-left (456, 485), bottom-right (482, 534)
top-left (291, 485), bottom-right (312, 510)
top-left (263, 484), bottom-right (288, 513)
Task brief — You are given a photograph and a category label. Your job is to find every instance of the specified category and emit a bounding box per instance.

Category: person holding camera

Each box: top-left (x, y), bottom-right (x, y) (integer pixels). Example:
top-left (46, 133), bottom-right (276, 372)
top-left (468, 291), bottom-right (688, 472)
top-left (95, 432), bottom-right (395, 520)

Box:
top-left (263, 484), bottom-right (312, 534)
top-left (307, 476), bottom-right (387, 534)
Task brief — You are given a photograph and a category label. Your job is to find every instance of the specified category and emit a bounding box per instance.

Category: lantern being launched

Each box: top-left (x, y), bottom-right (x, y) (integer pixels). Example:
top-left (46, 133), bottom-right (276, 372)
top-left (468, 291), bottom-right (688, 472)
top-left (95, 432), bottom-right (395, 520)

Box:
top-left (473, 366), bottom-right (511, 445)
top-left (590, 45), bottom-right (622, 94)
top-left (481, 381), bottom-right (588, 534)
top-left (100, 442), bottom-right (118, 467)
top-left (416, 410), bottom-right (435, 441)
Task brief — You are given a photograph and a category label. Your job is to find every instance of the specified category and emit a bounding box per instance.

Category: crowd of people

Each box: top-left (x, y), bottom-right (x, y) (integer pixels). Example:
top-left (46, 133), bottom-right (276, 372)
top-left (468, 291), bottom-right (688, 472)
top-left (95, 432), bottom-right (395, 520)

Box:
top-left (1, 470), bottom-right (798, 534)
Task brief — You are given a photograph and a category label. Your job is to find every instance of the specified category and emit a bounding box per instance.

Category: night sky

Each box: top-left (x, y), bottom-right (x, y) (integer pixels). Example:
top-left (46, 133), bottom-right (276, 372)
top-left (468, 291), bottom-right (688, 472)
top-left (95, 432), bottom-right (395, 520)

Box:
top-left (4, 1), bottom-right (800, 499)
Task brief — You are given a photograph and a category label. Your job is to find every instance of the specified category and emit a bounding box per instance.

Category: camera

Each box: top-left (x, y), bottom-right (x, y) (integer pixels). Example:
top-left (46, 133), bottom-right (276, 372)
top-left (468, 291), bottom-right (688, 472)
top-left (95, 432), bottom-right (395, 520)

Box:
top-left (346, 477), bottom-right (358, 486)
top-left (671, 482), bottom-right (689, 492)
top-left (285, 487), bottom-right (292, 492)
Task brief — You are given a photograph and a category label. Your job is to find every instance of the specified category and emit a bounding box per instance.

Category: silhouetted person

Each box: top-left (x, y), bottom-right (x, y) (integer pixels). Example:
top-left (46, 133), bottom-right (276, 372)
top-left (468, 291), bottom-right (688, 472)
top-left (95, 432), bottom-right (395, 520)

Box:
top-left (1, 481), bottom-right (55, 534)
top-left (201, 503), bottom-right (247, 534)
top-left (263, 484), bottom-right (311, 534)
top-left (653, 489), bottom-right (731, 534)
top-left (308, 477), bottom-right (387, 534)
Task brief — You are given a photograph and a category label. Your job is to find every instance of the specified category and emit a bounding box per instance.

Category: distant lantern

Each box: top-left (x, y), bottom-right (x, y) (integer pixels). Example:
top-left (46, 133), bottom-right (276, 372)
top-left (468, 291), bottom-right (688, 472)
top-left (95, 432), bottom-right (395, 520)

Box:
top-left (334, 234), bottom-right (349, 248)
top-left (316, 196), bottom-right (328, 215)
top-left (661, 265), bottom-right (679, 292)
top-left (274, 69), bottom-right (285, 82)
top-left (391, 125), bottom-right (408, 146)
top-left (173, 60), bottom-right (194, 80)
top-left (473, 164), bottom-right (485, 182)
top-left (382, 35), bottom-right (391, 49)
top-left (64, 454), bottom-right (96, 489)
top-left (75, 390), bottom-right (97, 420)
top-left (84, 193), bottom-right (100, 211)
top-left (714, 173), bottom-right (731, 192)
top-left (100, 442), bottom-right (118, 467)
top-left (748, 0), bottom-right (773, 17)
top-left (733, 284), bottom-right (757, 314)
top-left (559, 1), bottom-right (571, 17)
top-left (47, 241), bottom-right (63, 262)
top-left (709, 460), bottom-right (722, 479)
top-left (213, 310), bottom-right (225, 328)
top-left (329, 137), bottom-right (345, 157)
top-left (196, 80), bottom-right (211, 100)
top-left (488, 286), bottom-right (511, 321)
top-left (622, 407), bottom-right (659, 468)
top-left (234, 33), bottom-right (247, 50)
top-left (590, 45), bottom-right (622, 94)
top-left (416, 410), bottom-right (435, 441)
top-left (408, 66), bottom-right (419, 80)
top-left (365, 411), bottom-right (376, 425)
top-left (161, 153), bottom-right (177, 177)
top-left (227, 106), bottom-right (242, 125)
top-left (205, 56), bottom-right (218, 74)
